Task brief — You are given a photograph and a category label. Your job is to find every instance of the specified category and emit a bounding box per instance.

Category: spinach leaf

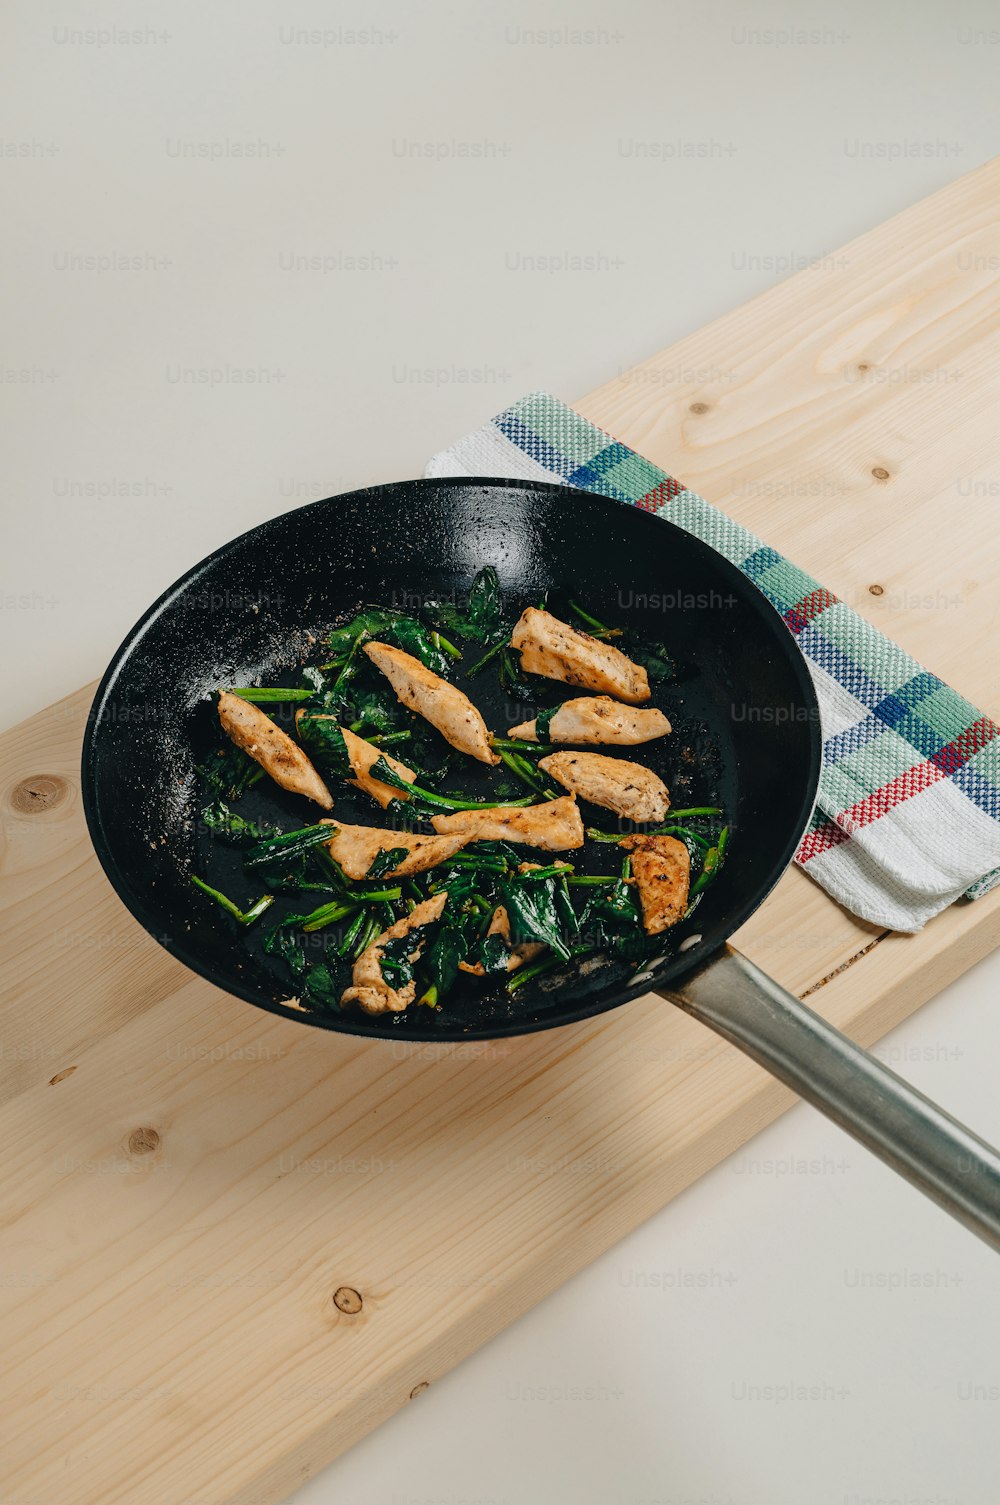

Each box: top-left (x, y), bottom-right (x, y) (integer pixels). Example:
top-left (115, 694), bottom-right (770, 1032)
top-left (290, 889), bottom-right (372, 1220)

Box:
top-left (201, 799), bottom-right (279, 846)
top-left (478, 933), bottom-right (511, 975)
top-left (349, 686), bottom-right (402, 734)
top-left (621, 632), bottom-right (678, 683)
top-left (378, 933), bottom-right (417, 990)
top-left (325, 607), bottom-right (395, 658)
top-left (423, 924), bottom-right (467, 999)
top-left (429, 566), bottom-right (502, 646)
top-left (196, 741), bottom-right (262, 801)
top-left (384, 614), bottom-right (451, 676)
top-left (302, 959), bottom-right (346, 1010)
top-left (499, 876), bottom-right (572, 961)
top-left (326, 606), bottom-right (451, 677)
top-left (364, 846), bottom-right (408, 879)
top-left (465, 566), bottom-right (502, 641)
top-left (554, 874), bottom-right (579, 935)
top-left (534, 703), bottom-right (562, 742)
top-left (595, 874), bottom-right (642, 926)
top-left (297, 715), bottom-right (354, 780)
top-left (263, 921), bottom-right (308, 980)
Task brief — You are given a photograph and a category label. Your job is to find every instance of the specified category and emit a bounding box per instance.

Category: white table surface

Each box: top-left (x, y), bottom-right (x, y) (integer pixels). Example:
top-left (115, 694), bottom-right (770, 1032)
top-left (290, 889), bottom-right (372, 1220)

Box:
top-left (4, 1), bottom-right (999, 1501)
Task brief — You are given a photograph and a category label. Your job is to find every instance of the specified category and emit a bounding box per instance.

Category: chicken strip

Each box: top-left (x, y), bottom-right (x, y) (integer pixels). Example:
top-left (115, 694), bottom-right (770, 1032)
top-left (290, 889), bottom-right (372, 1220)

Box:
top-left (429, 793), bottom-right (584, 851)
top-left (320, 818), bottom-right (466, 881)
top-left (342, 892), bottom-right (447, 1014)
top-left (217, 690), bottom-right (332, 809)
top-left (620, 834), bottom-right (690, 935)
top-left (512, 606), bottom-right (651, 704)
top-left (509, 697), bottom-right (671, 747)
top-left (297, 713), bottom-right (414, 809)
top-left (364, 641), bottom-right (499, 764)
top-left (458, 903), bottom-right (546, 976)
top-left (539, 750), bottom-right (669, 824)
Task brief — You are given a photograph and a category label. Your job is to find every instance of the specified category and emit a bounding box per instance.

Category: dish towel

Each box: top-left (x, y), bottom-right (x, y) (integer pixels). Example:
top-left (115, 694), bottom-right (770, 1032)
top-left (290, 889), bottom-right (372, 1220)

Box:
top-left (427, 390), bottom-right (1000, 933)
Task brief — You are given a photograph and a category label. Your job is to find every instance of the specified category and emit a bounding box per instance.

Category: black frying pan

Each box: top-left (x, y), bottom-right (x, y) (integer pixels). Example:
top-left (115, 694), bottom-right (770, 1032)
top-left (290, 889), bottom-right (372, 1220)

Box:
top-left (82, 479), bottom-right (1000, 1247)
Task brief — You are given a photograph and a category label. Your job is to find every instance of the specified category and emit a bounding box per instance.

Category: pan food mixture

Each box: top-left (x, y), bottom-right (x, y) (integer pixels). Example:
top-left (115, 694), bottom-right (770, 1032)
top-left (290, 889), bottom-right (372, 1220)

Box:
top-left (191, 570), bottom-right (728, 1017)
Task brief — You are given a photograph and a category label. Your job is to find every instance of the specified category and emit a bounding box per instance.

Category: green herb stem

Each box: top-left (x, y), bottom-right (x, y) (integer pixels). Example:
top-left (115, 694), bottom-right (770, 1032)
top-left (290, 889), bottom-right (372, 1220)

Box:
top-left (370, 754), bottom-right (533, 811)
top-left (190, 875), bottom-right (274, 927)
top-left (244, 823), bottom-right (334, 869)
top-left (505, 943), bottom-right (606, 992)
top-left (567, 600), bottom-right (622, 638)
top-left (490, 738), bottom-right (555, 754)
top-left (335, 910), bottom-right (367, 956)
top-left (225, 687), bottom-right (313, 703)
top-left (465, 635), bottom-right (510, 679)
top-left (664, 806), bottom-right (723, 819)
top-left (365, 730), bottom-right (412, 746)
top-left (496, 748), bottom-right (555, 800)
top-left (432, 630), bottom-right (463, 661)
top-left (300, 901), bottom-right (361, 933)
top-left (351, 914), bottom-right (384, 959)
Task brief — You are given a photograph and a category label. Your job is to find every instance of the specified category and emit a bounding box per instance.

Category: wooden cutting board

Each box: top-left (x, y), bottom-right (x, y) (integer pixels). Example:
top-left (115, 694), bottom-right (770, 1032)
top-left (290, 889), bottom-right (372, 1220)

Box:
top-left (3, 158), bottom-right (1000, 1505)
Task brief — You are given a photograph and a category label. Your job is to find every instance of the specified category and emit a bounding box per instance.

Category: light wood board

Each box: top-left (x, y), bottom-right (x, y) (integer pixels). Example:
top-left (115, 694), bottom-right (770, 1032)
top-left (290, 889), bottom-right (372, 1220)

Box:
top-left (3, 158), bottom-right (1000, 1505)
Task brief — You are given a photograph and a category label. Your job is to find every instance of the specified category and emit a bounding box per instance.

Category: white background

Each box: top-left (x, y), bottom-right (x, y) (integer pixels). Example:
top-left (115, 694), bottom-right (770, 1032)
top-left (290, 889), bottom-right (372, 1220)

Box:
top-left (4, 2), bottom-right (1000, 1502)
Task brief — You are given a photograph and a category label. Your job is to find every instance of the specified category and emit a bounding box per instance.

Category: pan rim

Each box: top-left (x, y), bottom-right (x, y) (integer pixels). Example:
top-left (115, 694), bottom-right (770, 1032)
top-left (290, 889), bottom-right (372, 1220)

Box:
top-left (81, 476), bottom-right (822, 1041)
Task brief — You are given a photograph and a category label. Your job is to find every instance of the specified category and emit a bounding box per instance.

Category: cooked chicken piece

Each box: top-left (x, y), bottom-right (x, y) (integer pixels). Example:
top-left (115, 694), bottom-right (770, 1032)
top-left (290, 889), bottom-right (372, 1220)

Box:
top-left (620, 834), bottom-right (690, 935)
top-left (320, 818), bottom-right (466, 880)
top-left (429, 794), bottom-right (584, 851)
top-left (217, 690), bottom-right (332, 809)
top-left (296, 713), bottom-right (414, 809)
top-left (458, 903), bottom-right (546, 976)
top-left (342, 892), bottom-right (447, 1014)
top-left (512, 607), bottom-right (650, 704)
top-left (364, 642), bottom-right (499, 764)
top-left (539, 750), bottom-right (669, 823)
top-left (509, 697), bottom-right (671, 747)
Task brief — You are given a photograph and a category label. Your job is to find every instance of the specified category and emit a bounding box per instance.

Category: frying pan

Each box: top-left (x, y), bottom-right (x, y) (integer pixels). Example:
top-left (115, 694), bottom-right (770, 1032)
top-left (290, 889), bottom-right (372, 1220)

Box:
top-left (82, 478), bottom-right (1000, 1249)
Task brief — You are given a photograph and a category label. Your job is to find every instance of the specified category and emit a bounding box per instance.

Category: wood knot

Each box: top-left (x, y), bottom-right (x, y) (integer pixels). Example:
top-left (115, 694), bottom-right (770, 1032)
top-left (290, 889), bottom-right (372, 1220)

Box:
top-left (333, 1286), bottom-right (362, 1314)
top-left (409, 1381), bottom-right (429, 1400)
top-left (10, 775), bottom-right (69, 815)
top-left (868, 584), bottom-right (885, 596)
top-left (856, 362), bottom-right (871, 373)
top-left (689, 401), bottom-right (710, 415)
top-left (49, 1066), bottom-right (78, 1086)
top-left (127, 1127), bottom-right (160, 1156)
top-left (871, 466), bottom-right (890, 482)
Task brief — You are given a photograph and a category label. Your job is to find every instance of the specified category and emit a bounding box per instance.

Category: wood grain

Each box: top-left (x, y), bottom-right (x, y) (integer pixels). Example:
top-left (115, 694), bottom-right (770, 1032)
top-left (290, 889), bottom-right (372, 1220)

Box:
top-left (3, 158), bottom-right (1000, 1505)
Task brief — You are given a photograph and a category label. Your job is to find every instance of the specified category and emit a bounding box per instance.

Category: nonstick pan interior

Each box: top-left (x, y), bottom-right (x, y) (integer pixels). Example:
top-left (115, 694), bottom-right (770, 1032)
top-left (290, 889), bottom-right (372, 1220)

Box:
top-left (82, 479), bottom-right (821, 1039)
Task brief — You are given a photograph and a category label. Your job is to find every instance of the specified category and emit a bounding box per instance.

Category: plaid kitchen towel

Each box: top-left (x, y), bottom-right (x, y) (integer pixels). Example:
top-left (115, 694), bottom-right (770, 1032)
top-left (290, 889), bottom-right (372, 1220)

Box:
top-left (427, 391), bottom-right (1000, 932)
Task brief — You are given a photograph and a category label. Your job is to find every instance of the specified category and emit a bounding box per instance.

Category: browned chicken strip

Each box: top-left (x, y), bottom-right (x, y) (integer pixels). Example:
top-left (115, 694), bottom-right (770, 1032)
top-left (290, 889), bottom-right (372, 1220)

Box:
top-left (539, 750), bottom-right (669, 823)
top-left (217, 690), bottom-right (332, 809)
top-left (512, 606), bottom-right (650, 704)
top-left (429, 793), bottom-right (584, 851)
top-left (364, 641), bottom-right (499, 764)
top-left (296, 713), bottom-right (414, 809)
top-left (342, 892), bottom-right (447, 1014)
top-left (458, 903), bottom-right (546, 976)
top-left (320, 819), bottom-right (466, 880)
top-left (509, 697), bottom-right (671, 746)
top-left (620, 834), bottom-right (690, 934)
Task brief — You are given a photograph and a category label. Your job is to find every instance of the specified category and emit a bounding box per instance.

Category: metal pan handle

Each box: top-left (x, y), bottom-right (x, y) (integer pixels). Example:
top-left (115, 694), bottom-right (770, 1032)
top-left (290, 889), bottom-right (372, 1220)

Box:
top-left (661, 946), bottom-right (1000, 1252)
